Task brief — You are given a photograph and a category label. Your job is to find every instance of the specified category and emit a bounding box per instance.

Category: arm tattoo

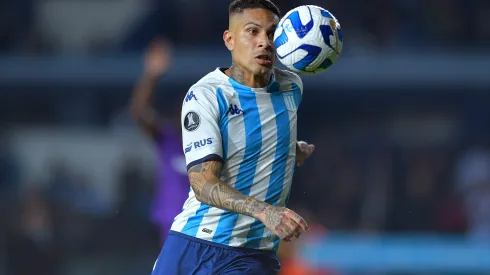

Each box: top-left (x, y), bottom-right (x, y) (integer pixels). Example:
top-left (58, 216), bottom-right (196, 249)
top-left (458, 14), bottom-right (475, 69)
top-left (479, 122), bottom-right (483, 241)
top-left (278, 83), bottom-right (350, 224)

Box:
top-left (188, 161), bottom-right (268, 217)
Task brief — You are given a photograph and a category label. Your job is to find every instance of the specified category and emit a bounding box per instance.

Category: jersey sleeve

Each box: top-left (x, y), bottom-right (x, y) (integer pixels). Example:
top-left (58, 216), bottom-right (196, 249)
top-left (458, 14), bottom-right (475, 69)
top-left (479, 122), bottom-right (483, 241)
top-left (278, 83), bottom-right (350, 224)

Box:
top-left (285, 70), bottom-right (303, 105)
top-left (181, 86), bottom-right (224, 170)
top-left (279, 68), bottom-right (304, 96)
top-left (291, 71), bottom-right (304, 95)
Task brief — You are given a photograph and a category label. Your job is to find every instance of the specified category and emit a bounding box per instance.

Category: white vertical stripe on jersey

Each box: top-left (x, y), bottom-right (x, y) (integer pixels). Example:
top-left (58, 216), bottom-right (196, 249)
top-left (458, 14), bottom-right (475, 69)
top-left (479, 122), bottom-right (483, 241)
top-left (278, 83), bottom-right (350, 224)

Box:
top-left (228, 93), bottom-right (277, 247)
top-left (277, 85), bottom-right (300, 207)
top-left (259, 91), bottom-right (300, 250)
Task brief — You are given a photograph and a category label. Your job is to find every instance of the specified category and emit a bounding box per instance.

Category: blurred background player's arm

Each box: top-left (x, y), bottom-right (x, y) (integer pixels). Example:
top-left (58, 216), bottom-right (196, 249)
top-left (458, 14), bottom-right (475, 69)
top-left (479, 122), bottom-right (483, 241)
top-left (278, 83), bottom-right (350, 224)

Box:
top-left (130, 39), bottom-right (171, 140)
top-left (188, 160), bottom-right (309, 242)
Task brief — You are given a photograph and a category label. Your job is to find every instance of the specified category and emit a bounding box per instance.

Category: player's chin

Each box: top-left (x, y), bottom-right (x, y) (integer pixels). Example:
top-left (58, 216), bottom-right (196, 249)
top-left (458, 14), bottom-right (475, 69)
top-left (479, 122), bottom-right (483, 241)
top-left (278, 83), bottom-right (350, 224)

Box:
top-left (253, 63), bottom-right (274, 75)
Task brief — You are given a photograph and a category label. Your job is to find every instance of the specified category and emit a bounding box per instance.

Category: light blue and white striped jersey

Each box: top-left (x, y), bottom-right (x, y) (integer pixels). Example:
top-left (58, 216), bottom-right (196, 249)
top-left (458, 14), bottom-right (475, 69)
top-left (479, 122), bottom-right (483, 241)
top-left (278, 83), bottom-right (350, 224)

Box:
top-left (171, 67), bottom-right (303, 252)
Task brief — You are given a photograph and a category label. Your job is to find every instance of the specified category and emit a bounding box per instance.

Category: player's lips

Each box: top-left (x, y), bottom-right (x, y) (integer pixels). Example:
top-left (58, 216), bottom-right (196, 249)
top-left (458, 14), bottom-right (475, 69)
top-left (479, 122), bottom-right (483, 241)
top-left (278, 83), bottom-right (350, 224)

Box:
top-left (255, 54), bottom-right (273, 66)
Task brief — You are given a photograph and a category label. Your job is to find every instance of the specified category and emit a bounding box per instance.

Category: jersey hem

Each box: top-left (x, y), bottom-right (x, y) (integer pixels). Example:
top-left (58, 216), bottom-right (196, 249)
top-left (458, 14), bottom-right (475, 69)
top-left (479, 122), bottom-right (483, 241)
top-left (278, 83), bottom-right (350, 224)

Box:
top-left (168, 230), bottom-right (277, 255)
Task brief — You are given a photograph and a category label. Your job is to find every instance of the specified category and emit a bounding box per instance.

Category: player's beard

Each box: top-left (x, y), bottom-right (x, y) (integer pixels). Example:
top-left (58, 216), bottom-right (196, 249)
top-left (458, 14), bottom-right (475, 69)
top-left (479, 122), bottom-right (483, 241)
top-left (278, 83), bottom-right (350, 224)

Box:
top-left (251, 61), bottom-right (274, 80)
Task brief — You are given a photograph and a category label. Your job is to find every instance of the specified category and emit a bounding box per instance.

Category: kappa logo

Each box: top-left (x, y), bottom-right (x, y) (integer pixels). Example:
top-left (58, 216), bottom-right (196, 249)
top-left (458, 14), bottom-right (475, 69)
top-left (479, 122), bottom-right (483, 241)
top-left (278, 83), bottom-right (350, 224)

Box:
top-left (226, 104), bottom-right (243, 116)
top-left (185, 91), bottom-right (197, 102)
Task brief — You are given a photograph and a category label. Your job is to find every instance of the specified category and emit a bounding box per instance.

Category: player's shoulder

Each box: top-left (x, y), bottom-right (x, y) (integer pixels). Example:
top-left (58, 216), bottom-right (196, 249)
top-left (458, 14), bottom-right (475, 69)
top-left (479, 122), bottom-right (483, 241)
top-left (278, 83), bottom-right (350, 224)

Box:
top-left (186, 69), bottom-right (221, 95)
top-left (191, 68), bottom-right (225, 91)
top-left (273, 67), bottom-right (302, 84)
top-left (183, 68), bottom-right (226, 107)
top-left (273, 67), bottom-right (303, 90)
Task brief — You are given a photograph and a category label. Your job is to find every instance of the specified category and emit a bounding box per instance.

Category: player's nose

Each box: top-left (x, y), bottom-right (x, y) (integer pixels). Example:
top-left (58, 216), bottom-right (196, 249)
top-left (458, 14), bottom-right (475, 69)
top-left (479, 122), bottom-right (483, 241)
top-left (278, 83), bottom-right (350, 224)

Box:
top-left (257, 33), bottom-right (273, 50)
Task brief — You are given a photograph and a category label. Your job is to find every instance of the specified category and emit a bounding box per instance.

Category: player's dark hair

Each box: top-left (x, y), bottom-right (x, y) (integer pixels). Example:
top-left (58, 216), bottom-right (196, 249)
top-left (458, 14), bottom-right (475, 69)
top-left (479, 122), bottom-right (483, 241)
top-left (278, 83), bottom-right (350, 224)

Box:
top-left (229, 0), bottom-right (281, 18)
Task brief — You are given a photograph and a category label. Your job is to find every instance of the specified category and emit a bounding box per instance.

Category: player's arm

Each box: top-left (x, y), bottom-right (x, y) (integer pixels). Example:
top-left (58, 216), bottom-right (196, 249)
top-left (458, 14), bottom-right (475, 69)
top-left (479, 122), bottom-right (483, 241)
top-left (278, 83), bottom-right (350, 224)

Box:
top-left (130, 38), bottom-right (171, 140)
top-left (188, 160), bottom-right (309, 241)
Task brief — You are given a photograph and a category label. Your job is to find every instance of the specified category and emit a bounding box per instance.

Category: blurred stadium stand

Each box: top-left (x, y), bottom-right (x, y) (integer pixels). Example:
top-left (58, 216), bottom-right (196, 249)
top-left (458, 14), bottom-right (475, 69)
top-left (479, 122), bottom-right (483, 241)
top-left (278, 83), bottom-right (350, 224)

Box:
top-left (1, 0), bottom-right (490, 274)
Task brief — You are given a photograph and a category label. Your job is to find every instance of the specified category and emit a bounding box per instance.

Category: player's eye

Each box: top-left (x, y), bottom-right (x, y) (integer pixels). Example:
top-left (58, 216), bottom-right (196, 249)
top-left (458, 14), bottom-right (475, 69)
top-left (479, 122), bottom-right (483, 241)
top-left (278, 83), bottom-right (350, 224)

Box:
top-left (247, 28), bottom-right (258, 35)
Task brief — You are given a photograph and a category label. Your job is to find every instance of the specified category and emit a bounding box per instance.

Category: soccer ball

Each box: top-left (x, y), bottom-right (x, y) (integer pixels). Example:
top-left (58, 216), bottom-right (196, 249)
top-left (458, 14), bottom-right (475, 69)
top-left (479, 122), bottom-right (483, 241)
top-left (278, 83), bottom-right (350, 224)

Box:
top-left (273, 5), bottom-right (343, 74)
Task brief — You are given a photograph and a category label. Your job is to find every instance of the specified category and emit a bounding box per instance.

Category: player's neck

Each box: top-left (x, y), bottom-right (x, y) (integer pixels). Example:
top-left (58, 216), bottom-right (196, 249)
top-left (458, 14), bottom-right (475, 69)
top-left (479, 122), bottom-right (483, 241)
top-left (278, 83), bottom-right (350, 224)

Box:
top-left (226, 65), bottom-right (271, 89)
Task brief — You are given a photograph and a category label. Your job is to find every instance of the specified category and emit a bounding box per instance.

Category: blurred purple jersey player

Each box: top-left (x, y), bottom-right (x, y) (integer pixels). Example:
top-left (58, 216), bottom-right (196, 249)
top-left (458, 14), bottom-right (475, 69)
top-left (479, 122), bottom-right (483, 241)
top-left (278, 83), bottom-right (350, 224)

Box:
top-left (151, 123), bottom-right (188, 242)
top-left (130, 39), bottom-right (188, 243)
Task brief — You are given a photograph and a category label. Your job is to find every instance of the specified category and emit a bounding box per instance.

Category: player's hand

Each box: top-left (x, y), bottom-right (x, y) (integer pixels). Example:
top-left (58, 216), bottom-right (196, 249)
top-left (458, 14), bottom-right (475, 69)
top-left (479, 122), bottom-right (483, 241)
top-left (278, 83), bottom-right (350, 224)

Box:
top-left (258, 206), bottom-right (309, 242)
top-left (144, 37), bottom-right (171, 78)
top-left (296, 141), bottom-right (315, 167)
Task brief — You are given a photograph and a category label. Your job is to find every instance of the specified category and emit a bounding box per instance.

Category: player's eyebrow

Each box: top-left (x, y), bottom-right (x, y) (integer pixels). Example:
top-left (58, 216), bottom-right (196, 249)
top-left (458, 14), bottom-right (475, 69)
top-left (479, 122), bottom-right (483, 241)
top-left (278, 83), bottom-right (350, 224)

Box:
top-left (244, 22), bottom-right (263, 28)
top-left (244, 22), bottom-right (277, 32)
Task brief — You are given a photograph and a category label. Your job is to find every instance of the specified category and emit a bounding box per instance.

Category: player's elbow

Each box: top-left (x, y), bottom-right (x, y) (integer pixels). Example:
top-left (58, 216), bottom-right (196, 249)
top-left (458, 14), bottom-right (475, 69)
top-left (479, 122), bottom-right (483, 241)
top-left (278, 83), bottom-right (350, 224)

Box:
top-left (129, 105), bottom-right (160, 136)
top-left (188, 175), bottom-right (215, 204)
top-left (129, 95), bottom-right (152, 120)
top-left (129, 106), bottom-right (148, 130)
top-left (129, 103), bottom-right (144, 121)
top-left (188, 161), bottom-right (223, 203)
top-left (189, 183), bottom-right (206, 203)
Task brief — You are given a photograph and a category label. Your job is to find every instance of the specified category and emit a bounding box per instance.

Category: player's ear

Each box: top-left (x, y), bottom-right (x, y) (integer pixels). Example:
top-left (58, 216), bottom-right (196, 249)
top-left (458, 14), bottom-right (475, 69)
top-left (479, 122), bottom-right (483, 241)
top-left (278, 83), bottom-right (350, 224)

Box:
top-left (223, 30), bottom-right (234, 51)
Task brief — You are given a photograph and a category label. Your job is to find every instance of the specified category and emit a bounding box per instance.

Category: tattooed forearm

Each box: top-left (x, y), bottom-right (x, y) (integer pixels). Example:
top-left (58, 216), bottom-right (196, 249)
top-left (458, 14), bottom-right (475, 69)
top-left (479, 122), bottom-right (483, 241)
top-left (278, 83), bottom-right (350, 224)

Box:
top-left (203, 183), bottom-right (267, 216)
top-left (188, 161), bottom-right (269, 218)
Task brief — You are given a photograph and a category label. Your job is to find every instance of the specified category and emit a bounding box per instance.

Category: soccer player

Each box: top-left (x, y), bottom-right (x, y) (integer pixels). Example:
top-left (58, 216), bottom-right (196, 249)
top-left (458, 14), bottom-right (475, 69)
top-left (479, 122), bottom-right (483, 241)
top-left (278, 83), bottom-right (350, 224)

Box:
top-left (151, 0), bottom-right (316, 274)
top-left (130, 39), bottom-right (189, 243)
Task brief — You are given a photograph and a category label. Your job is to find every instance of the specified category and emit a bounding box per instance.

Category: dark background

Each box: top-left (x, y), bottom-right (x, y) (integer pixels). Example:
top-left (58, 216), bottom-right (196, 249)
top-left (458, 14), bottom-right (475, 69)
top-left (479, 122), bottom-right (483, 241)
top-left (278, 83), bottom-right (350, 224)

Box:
top-left (1, 0), bottom-right (489, 274)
